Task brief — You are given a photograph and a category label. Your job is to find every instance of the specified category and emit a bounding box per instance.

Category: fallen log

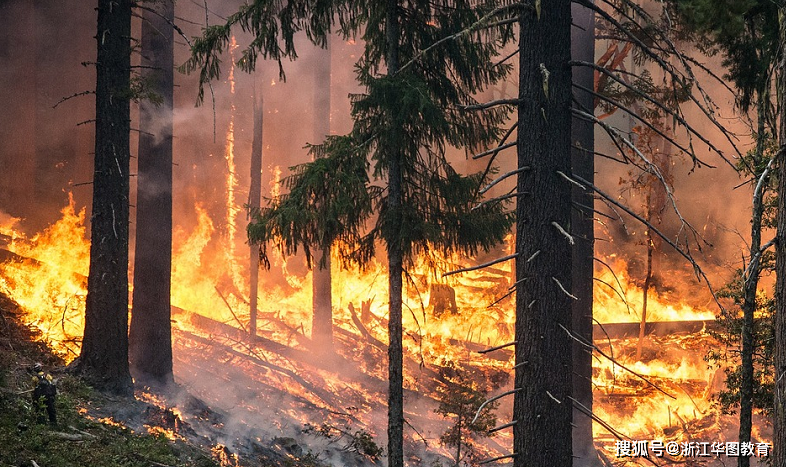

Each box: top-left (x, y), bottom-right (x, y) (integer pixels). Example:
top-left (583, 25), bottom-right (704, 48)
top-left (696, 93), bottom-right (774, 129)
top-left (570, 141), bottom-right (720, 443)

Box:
top-left (593, 320), bottom-right (717, 340)
top-left (172, 306), bottom-right (388, 391)
top-left (348, 302), bottom-right (386, 350)
top-left (172, 306), bottom-right (312, 363)
top-left (174, 328), bottom-right (343, 412)
top-left (0, 248), bottom-right (38, 266)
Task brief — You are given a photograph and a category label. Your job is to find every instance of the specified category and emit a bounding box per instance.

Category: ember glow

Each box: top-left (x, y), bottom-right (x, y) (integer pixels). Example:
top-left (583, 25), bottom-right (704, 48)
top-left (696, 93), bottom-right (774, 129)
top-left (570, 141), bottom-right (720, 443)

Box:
top-left (0, 193), bottom-right (87, 360)
top-left (0, 186), bottom-right (751, 462)
top-left (593, 257), bottom-right (716, 324)
top-left (0, 165), bottom-right (755, 465)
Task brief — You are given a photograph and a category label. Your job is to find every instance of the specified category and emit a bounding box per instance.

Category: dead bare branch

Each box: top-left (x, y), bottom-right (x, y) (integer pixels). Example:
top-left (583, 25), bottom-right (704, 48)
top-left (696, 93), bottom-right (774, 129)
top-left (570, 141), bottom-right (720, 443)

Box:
top-left (558, 323), bottom-right (676, 399)
top-left (478, 341), bottom-right (516, 354)
top-left (443, 253), bottom-right (518, 277)
top-left (573, 173), bottom-right (722, 310)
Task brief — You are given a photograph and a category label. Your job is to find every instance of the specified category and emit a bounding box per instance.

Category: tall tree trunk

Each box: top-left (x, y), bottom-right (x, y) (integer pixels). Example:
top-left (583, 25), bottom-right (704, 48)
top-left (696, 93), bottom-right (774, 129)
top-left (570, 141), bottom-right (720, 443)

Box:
top-left (249, 84), bottom-right (263, 338)
top-left (774, 9), bottom-right (786, 465)
top-left (312, 40), bottom-right (333, 350)
top-left (385, 2), bottom-right (404, 467)
top-left (514, 2), bottom-right (573, 467)
top-left (129, 0), bottom-right (175, 386)
top-left (76, 0), bottom-right (134, 396)
top-left (739, 93), bottom-right (767, 467)
top-left (570, 2), bottom-right (598, 465)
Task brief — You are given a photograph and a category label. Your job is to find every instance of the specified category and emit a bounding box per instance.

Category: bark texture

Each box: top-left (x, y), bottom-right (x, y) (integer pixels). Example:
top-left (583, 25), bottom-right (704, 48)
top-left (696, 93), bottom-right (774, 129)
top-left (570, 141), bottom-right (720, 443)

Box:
top-left (129, 0), bottom-right (175, 386)
top-left (312, 41), bottom-right (333, 350)
top-left (77, 0), bottom-right (134, 395)
top-left (738, 95), bottom-right (767, 467)
top-left (385, 2), bottom-right (404, 466)
top-left (514, 2), bottom-right (573, 466)
top-left (570, 2), bottom-right (599, 466)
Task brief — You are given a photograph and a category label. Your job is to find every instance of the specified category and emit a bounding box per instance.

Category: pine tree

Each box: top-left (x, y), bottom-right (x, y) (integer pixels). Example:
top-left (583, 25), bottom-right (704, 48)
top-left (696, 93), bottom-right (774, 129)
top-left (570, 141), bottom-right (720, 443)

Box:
top-left (129, 0), bottom-right (175, 387)
top-left (667, 3), bottom-right (780, 465)
top-left (248, 3), bottom-right (512, 464)
top-left (75, 0), bottom-right (134, 396)
top-left (512, 3), bottom-right (574, 467)
top-left (311, 41), bottom-right (333, 349)
top-left (570, 2), bottom-right (599, 465)
top-left (183, 3), bottom-right (513, 466)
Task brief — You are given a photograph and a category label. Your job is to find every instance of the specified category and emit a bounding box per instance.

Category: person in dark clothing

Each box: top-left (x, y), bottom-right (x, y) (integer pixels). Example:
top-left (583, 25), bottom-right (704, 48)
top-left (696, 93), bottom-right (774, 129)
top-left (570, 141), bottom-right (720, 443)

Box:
top-left (31, 363), bottom-right (57, 425)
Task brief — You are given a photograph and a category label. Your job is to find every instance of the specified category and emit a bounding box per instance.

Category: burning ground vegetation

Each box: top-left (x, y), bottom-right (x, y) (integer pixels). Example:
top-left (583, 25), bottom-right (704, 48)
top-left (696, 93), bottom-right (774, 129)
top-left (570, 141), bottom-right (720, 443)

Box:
top-left (0, 198), bottom-right (774, 467)
top-left (0, 294), bottom-right (221, 467)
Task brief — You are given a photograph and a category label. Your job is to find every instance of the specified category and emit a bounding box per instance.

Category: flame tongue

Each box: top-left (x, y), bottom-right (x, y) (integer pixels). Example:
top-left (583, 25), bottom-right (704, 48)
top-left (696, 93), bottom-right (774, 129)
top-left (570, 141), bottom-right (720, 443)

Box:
top-left (0, 197), bottom-right (754, 463)
top-left (0, 193), bottom-right (88, 360)
top-left (594, 258), bottom-right (716, 324)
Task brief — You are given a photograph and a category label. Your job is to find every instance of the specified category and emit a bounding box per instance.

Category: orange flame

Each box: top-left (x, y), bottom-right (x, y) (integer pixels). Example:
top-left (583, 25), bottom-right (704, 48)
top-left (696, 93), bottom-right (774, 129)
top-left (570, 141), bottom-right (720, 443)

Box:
top-left (0, 193), bottom-right (88, 360)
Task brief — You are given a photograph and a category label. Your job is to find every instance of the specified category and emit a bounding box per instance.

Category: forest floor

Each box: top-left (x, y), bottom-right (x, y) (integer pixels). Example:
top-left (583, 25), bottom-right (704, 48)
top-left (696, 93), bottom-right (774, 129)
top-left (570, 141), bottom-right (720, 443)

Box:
top-left (0, 292), bottom-right (333, 467)
top-left (1, 282), bottom-right (775, 467)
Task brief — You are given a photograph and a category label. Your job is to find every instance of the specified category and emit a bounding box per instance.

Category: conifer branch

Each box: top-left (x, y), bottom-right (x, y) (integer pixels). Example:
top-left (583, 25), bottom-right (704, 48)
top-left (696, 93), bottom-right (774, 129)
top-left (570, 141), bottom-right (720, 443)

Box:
top-left (551, 222), bottom-right (575, 245)
top-left (472, 141), bottom-right (516, 160)
top-left (471, 189), bottom-right (520, 211)
top-left (569, 396), bottom-right (629, 441)
top-left (487, 288), bottom-right (515, 308)
top-left (488, 421), bottom-right (516, 433)
top-left (493, 48), bottom-right (519, 68)
top-left (397, 3), bottom-right (527, 75)
top-left (552, 277), bottom-right (578, 300)
top-left (53, 90), bottom-right (95, 109)
top-left (556, 170), bottom-right (585, 189)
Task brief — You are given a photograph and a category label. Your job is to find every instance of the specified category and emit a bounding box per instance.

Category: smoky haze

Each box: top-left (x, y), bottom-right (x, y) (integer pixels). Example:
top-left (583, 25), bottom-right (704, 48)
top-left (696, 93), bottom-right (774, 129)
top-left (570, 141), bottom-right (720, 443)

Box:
top-left (0, 0), bottom-right (95, 233)
top-left (0, 0), bottom-right (765, 464)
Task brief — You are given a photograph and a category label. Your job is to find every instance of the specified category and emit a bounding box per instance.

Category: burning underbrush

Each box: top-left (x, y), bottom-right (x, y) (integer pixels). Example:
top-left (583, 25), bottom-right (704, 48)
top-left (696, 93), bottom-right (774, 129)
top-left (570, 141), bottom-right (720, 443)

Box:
top-left (0, 200), bottom-right (773, 467)
top-left (0, 293), bottom-right (220, 467)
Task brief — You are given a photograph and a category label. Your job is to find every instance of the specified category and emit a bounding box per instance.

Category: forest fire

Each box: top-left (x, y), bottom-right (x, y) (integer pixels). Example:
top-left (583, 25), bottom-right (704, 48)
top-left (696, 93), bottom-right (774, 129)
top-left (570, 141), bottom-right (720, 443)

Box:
top-left (0, 194), bottom-right (88, 360)
top-left (0, 190), bottom-right (750, 465)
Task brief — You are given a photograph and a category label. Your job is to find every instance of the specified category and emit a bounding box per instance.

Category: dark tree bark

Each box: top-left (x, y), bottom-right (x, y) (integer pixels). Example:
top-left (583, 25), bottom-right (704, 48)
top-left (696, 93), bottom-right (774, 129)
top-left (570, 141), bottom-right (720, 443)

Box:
top-left (76, 0), bottom-right (134, 396)
top-left (129, 0), bottom-right (175, 386)
top-left (249, 86), bottom-right (263, 338)
top-left (385, 2), bottom-right (404, 466)
top-left (312, 40), bottom-right (333, 350)
top-left (514, 2), bottom-right (573, 467)
top-left (570, 2), bottom-right (599, 466)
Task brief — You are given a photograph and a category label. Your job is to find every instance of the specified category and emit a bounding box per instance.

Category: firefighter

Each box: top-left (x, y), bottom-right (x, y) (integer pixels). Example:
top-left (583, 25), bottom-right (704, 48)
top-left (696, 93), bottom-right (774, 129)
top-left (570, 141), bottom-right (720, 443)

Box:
top-left (31, 363), bottom-right (57, 425)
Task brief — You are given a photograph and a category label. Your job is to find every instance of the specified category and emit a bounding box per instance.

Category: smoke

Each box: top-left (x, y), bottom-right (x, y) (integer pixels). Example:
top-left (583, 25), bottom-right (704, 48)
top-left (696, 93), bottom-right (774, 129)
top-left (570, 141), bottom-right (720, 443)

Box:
top-left (0, 0), bottom-right (95, 233)
top-left (0, 1), bottom-right (765, 464)
top-left (591, 49), bottom-right (756, 309)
